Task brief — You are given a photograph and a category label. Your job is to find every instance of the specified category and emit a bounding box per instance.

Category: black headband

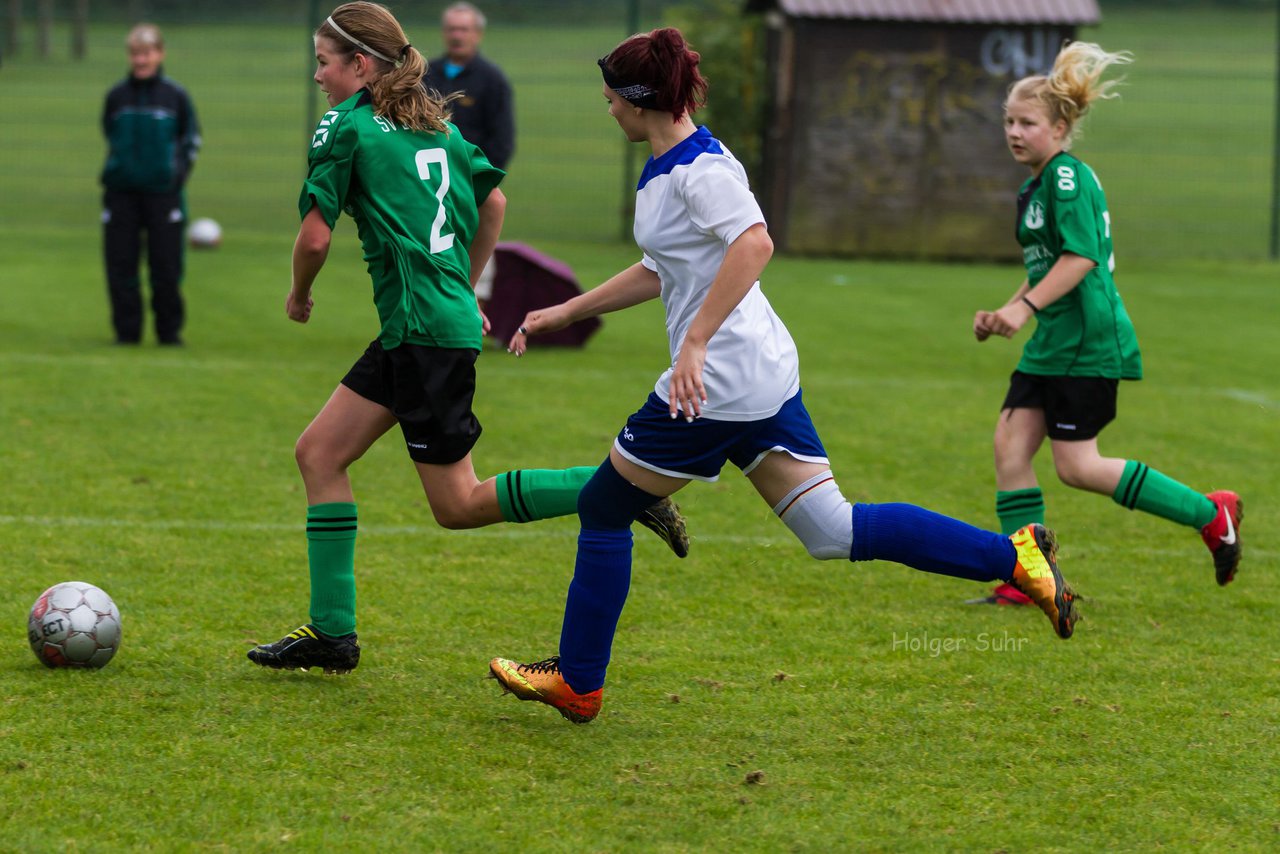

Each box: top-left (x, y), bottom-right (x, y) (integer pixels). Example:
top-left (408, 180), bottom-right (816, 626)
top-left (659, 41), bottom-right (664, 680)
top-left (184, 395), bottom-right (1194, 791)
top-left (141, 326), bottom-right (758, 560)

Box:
top-left (598, 57), bottom-right (659, 109)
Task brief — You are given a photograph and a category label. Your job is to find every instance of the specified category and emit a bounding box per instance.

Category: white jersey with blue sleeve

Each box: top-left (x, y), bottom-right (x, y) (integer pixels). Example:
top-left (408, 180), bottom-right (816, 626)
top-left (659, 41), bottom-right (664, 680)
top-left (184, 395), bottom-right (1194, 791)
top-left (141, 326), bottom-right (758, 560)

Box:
top-left (633, 126), bottom-right (799, 421)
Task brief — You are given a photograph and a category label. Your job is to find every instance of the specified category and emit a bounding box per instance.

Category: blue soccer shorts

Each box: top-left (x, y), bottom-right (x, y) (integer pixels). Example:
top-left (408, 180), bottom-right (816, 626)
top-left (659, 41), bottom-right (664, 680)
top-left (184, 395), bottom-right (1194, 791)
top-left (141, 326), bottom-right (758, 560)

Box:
top-left (611, 389), bottom-right (828, 482)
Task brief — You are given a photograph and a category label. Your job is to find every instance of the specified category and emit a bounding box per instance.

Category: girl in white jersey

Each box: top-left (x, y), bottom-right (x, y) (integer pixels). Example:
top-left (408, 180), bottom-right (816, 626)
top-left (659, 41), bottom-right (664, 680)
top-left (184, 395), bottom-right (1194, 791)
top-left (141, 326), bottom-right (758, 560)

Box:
top-left (488, 28), bottom-right (1080, 725)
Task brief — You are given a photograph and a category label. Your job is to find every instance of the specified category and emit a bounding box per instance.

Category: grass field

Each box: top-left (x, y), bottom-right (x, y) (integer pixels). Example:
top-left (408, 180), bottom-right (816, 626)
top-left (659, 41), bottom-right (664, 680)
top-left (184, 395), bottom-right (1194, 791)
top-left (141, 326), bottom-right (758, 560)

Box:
top-left (2, 7), bottom-right (1278, 852)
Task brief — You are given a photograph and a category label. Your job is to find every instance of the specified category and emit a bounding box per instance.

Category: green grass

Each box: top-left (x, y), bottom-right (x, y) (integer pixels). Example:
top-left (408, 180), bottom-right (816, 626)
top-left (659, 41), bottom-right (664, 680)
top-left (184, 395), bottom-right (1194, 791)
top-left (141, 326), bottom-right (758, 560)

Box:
top-left (1, 238), bottom-right (1277, 850)
top-left (2, 9), bottom-right (1279, 852)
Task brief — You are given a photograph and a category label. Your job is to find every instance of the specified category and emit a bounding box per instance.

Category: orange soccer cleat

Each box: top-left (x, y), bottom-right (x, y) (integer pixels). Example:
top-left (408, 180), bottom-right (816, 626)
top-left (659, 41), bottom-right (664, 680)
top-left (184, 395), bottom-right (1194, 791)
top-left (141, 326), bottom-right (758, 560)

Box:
top-left (1007, 524), bottom-right (1078, 639)
top-left (489, 655), bottom-right (602, 723)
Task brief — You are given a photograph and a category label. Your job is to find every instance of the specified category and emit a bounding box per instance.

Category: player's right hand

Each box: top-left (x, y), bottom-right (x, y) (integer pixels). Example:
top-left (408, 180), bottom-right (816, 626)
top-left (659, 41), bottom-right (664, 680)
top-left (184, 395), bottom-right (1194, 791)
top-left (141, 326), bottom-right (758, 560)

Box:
top-left (286, 291), bottom-right (314, 324)
top-left (668, 339), bottom-right (708, 422)
top-left (973, 310), bottom-right (994, 342)
top-left (507, 304), bottom-right (572, 356)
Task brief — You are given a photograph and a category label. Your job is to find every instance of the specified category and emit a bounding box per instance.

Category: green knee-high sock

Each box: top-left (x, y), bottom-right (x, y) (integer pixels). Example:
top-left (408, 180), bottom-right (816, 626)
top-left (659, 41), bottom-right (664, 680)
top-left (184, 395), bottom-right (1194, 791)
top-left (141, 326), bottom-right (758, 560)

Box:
top-left (1112, 461), bottom-right (1216, 529)
top-left (995, 488), bottom-right (1046, 535)
top-left (307, 502), bottom-right (357, 637)
top-left (495, 466), bottom-right (595, 522)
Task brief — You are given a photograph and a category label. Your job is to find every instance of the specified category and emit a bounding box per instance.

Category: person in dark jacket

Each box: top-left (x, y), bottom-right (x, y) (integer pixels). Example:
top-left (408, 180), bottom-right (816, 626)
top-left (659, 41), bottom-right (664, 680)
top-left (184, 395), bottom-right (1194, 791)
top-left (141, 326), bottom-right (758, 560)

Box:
top-left (424, 2), bottom-right (513, 170)
top-left (100, 23), bottom-right (201, 346)
top-left (424, 3), bottom-right (513, 312)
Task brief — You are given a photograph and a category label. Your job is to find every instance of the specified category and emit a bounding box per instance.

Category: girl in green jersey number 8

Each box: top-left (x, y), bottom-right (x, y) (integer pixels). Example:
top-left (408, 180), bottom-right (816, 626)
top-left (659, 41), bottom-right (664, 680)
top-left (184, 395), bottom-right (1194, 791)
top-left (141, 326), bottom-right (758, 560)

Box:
top-left (972, 42), bottom-right (1242, 606)
top-left (248, 2), bottom-right (686, 674)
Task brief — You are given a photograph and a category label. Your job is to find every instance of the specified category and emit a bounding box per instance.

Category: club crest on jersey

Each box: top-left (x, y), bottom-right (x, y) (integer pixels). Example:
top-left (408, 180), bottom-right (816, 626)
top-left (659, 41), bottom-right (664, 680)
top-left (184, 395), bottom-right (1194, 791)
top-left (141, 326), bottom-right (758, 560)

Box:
top-left (312, 111), bottom-right (339, 149)
top-left (1024, 200), bottom-right (1045, 230)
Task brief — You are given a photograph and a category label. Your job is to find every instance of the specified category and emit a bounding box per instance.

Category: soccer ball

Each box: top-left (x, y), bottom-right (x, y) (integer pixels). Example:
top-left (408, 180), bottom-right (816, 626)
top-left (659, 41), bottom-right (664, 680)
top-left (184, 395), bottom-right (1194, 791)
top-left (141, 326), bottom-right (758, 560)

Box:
top-left (188, 217), bottom-right (222, 248)
top-left (27, 582), bottom-right (122, 669)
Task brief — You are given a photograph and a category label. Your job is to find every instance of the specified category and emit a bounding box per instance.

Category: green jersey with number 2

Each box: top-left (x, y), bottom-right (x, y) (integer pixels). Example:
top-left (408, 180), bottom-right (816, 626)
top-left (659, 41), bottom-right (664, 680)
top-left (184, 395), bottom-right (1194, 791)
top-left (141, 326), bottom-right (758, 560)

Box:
top-left (300, 89), bottom-right (504, 350)
top-left (1015, 151), bottom-right (1142, 379)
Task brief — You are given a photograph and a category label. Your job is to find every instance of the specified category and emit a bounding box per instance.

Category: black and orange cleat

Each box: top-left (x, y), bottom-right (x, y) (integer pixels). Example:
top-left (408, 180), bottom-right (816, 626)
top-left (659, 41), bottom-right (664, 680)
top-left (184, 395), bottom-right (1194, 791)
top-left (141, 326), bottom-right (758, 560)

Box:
top-left (489, 655), bottom-right (602, 723)
top-left (1007, 524), bottom-right (1078, 639)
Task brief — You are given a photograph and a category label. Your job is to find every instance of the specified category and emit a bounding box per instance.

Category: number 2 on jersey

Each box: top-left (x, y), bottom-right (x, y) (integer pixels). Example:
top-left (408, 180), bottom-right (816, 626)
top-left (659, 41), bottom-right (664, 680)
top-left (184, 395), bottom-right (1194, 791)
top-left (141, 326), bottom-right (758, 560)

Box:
top-left (414, 149), bottom-right (455, 255)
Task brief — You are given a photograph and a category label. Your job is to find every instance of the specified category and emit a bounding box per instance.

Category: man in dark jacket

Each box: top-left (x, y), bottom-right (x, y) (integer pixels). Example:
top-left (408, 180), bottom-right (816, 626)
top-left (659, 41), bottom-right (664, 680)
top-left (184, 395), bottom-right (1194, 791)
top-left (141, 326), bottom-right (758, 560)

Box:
top-left (424, 2), bottom-right (514, 171)
top-left (100, 23), bottom-right (201, 346)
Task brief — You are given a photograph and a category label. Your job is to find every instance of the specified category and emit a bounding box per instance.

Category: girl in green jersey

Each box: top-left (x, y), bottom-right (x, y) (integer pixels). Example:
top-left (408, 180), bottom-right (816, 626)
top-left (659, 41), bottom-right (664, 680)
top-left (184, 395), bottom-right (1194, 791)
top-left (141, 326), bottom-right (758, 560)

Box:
top-left (972, 42), bottom-right (1242, 606)
top-left (248, 2), bottom-right (685, 674)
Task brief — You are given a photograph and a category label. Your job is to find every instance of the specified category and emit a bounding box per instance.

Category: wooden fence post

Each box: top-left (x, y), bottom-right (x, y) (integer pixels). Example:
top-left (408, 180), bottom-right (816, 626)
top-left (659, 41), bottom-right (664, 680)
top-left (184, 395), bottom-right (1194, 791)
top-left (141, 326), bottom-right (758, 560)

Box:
top-left (4, 0), bottom-right (22, 58)
top-left (72, 0), bottom-right (88, 59)
top-left (37, 0), bottom-right (52, 58)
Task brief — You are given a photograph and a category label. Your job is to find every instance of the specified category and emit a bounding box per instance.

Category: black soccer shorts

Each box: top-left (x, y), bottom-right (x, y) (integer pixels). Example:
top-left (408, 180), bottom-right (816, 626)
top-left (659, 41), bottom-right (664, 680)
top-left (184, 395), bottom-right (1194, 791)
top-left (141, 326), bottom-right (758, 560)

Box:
top-left (341, 340), bottom-right (482, 464)
top-left (1001, 370), bottom-right (1120, 441)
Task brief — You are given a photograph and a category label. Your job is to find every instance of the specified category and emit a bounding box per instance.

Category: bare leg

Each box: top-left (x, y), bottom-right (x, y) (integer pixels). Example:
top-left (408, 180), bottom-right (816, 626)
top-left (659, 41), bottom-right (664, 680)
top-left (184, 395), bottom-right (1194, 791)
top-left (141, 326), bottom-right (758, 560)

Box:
top-left (607, 446), bottom-right (690, 498)
top-left (415, 454), bottom-right (505, 529)
top-left (745, 451), bottom-right (832, 506)
top-left (994, 407), bottom-right (1048, 491)
top-left (1049, 437), bottom-right (1126, 495)
top-left (295, 384), bottom-right (397, 504)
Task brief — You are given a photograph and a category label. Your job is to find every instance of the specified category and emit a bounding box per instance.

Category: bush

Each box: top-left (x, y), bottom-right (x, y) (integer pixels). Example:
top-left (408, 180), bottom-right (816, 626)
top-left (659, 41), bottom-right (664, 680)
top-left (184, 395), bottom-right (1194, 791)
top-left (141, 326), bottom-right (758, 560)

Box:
top-left (670, 0), bottom-right (767, 184)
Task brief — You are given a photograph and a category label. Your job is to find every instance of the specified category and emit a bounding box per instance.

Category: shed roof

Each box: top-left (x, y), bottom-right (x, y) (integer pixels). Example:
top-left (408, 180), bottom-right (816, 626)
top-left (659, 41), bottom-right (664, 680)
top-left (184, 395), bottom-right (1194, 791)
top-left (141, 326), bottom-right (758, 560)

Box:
top-left (743, 0), bottom-right (1101, 25)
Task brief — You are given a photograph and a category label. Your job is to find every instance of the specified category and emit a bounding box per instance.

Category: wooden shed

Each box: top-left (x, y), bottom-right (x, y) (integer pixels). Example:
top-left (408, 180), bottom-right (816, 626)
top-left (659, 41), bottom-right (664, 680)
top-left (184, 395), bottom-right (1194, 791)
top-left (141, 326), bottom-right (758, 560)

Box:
top-left (744, 0), bottom-right (1101, 259)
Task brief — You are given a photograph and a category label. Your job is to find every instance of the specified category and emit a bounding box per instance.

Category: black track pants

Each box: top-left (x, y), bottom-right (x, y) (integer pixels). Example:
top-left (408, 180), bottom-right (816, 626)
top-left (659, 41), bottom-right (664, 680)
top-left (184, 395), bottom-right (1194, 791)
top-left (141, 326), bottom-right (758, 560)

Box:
top-left (103, 189), bottom-right (185, 343)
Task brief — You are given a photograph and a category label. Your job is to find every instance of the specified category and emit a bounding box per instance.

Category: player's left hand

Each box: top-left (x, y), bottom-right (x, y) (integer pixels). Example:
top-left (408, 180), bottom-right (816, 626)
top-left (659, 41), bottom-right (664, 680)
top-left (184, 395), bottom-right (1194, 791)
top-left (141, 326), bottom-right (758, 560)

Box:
top-left (669, 341), bottom-right (708, 422)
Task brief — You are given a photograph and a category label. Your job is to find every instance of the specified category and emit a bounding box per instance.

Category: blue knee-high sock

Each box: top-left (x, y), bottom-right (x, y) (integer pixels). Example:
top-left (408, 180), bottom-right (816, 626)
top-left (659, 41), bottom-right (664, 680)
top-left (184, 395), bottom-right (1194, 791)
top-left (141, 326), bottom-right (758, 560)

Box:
top-left (850, 502), bottom-right (1016, 582)
top-left (558, 528), bottom-right (633, 693)
top-left (557, 459), bottom-right (662, 694)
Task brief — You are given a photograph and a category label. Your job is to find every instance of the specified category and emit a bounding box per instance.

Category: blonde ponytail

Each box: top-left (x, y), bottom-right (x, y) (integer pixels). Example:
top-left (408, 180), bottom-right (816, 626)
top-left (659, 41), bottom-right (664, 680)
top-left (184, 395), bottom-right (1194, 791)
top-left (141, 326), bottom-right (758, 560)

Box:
top-left (1008, 41), bottom-right (1133, 145)
top-left (319, 3), bottom-right (455, 133)
top-left (369, 45), bottom-right (457, 132)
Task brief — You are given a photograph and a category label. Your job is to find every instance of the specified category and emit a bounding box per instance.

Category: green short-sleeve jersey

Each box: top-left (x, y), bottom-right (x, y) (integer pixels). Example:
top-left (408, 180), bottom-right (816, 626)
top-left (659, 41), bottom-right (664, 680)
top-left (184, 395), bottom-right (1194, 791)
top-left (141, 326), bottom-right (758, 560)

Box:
top-left (300, 90), bottom-right (504, 350)
top-left (1015, 152), bottom-right (1142, 380)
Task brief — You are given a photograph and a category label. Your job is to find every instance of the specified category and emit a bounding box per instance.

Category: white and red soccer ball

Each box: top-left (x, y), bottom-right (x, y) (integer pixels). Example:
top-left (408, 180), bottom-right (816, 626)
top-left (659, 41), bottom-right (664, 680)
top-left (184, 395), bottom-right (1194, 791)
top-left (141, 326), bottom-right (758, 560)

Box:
top-left (188, 217), bottom-right (222, 248)
top-left (27, 582), bottom-right (122, 669)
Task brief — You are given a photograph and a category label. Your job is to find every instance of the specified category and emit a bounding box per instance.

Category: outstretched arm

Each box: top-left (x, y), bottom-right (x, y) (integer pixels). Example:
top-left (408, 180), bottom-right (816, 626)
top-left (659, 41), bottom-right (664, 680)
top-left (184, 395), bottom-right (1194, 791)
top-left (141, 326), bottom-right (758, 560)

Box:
top-left (506, 261), bottom-right (661, 355)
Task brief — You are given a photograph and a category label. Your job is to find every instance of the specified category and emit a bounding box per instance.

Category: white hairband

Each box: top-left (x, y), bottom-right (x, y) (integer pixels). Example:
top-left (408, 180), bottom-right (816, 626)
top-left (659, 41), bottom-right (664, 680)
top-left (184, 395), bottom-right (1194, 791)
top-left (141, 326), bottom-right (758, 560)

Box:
top-left (326, 15), bottom-right (401, 66)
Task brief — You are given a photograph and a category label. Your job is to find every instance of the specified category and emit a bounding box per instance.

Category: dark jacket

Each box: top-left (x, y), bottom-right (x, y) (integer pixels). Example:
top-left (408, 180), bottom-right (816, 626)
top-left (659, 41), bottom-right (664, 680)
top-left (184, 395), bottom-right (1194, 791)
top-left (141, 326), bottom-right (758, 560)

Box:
top-left (101, 69), bottom-right (201, 193)
top-left (424, 53), bottom-right (514, 170)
